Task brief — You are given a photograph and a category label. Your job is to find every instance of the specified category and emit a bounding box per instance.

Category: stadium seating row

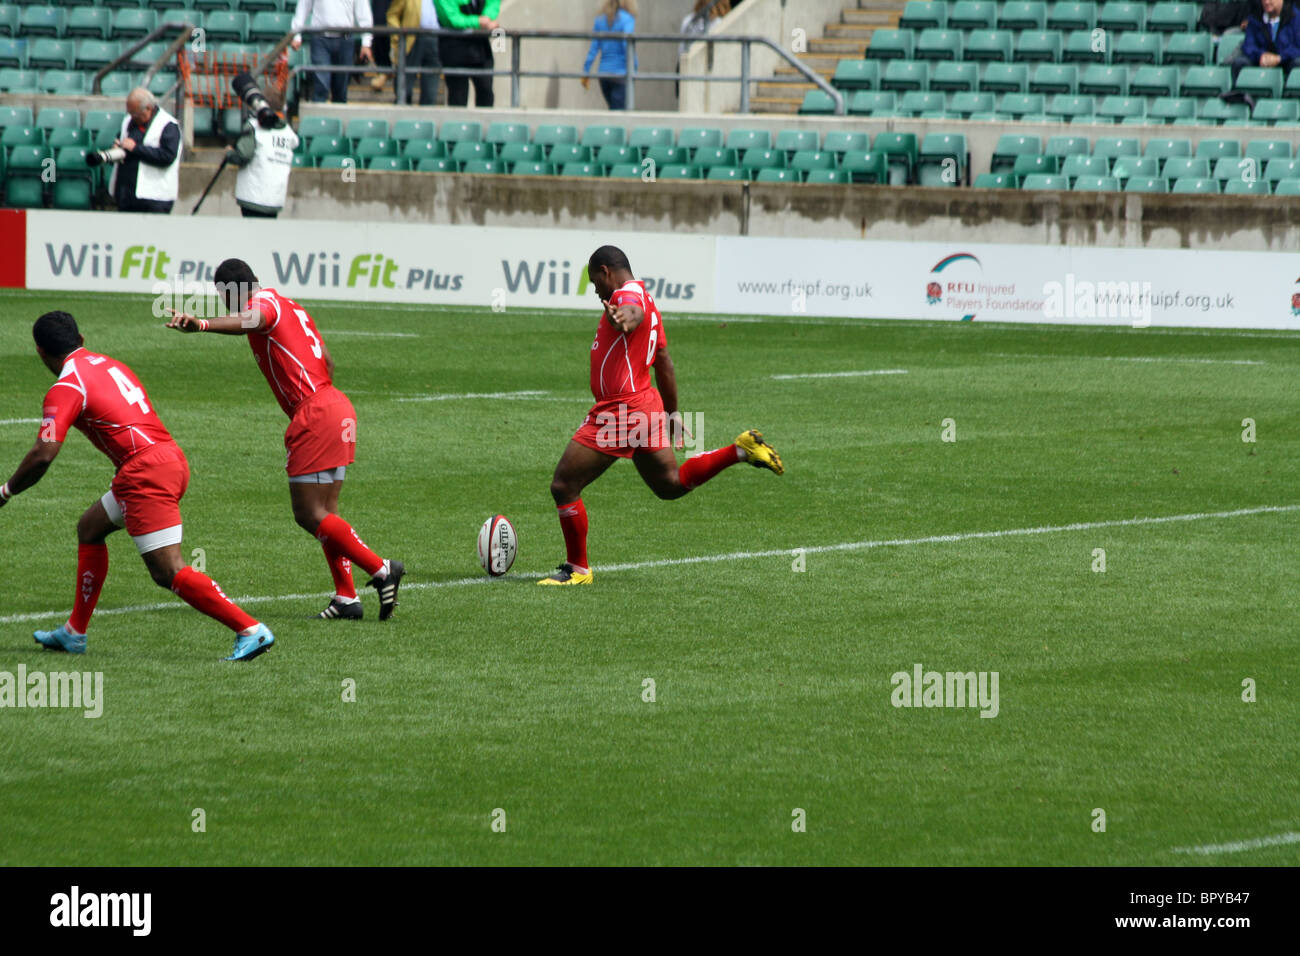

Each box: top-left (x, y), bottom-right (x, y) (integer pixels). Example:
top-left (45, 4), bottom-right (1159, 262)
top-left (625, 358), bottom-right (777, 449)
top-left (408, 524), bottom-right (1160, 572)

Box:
top-left (897, 1), bottom-right (1211, 33)
top-left (0, 8), bottom-right (289, 43)
top-left (983, 171), bottom-right (1300, 193)
top-left (864, 28), bottom-right (1241, 66)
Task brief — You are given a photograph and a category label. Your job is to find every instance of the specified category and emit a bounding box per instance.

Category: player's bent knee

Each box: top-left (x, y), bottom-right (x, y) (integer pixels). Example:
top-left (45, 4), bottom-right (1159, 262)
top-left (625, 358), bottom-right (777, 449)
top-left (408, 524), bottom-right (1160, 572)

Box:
top-left (550, 478), bottom-right (578, 504)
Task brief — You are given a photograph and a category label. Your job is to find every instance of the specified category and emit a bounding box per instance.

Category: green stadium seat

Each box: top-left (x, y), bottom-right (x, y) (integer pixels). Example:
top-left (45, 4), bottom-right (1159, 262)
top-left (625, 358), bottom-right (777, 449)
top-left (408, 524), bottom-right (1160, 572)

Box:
top-left (1073, 175), bottom-right (1120, 191)
top-left (494, 141), bottom-right (537, 164)
top-left (48, 128), bottom-right (90, 149)
top-left (605, 163), bottom-right (642, 179)
top-left (580, 125), bottom-right (625, 149)
top-left (658, 165), bottom-right (701, 180)
top-left (392, 119), bottom-right (436, 144)
top-left (1092, 136), bottom-right (1139, 161)
top-left (706, 166), bottom-right (746, 182)
top-left (775, 129), bottom-right (820, 160)
top-left (1149, 97), bottom-right (1196, 123)
top-left (916, 29), bottom-right (962, 61)
top-left (628, 126), bottom-right (673, 156)
top-left (798, 90), bottom-right (837, 115)
top-left (1112, 33), bottom-right (1161, 65)
top-left (973, 171), bottom-right (1016, 188)
top-left (991, 133), bottom-right (1040, 174)
top-left (19, 7), bottom-right (66, 39)
top-left (1273, 178), bottom-right (1300, 194)
top-left (1098, 2), bottom-right (1145, 32)
top-left (982, 63), bottom-right (1029, 93)
top-left (1046, 135), bottom-right (1091, 160)
top-left (194, 0), bottom-right (238, 12)
top-left (803, 169), bottom-right (849, 184)
top-left (1130, 66), bottom-right (1179, 98)
top-left (880, 60), bottom-right (928, 91)
top-left (1182, 66), bottom-right (1230, 98)
top-left (1, 127), bottom-right (42, 151)
top-left (30, 39), bottom-right (77, 71)
top-left (1245, 140), bottom-right (1292, 165)
top-left (676, 127), bottom-right (722, 153)
top-left (1162, 157), bottom-right (1210, 179)
top-left (999, 2), bottom-right (1047, 30)
top-left (1097, 95), bottom-right (1146, 122)
top-left (950, 1), bottom-right (997, 30)
top-left (1265, 158), bottom-right (1300, 183)
top-left (1164, 33), bottom-right (1212, 66)
top-left (307, 136), bottom-right (349, 164)
top-left (645, 145), bottom-right (688, 168)
top-left (901, 90), bottom-right (947, 115)
top-left (366, 156), bottom-right (409, 172)
top-left (865, 30), bottom-right (914, 60)
top-left (965, 30), bottom-right (1014, 62)
top-left (1195, 138), bottom-right (1240, 162)
top-left (238, 1), bottom-right (285, 11)
top-left (113, 9), bottom-right (159, 40)
top-left (449, 140), bottom-right (495, 166)
top-left (0, 104), bottom-right (33, 128)
top-left (403, 139), bottom-right (448, 162)
top-left (462, 159), bottom-right (506, 175)
top-left (299, 116), bottom-right (342, 142)
top-left (1062, 30), bottom-right (1107, 64)
top-left (513, 161), bottom-right (557, 176)
top-left (1079, 65), bottom-right (1127, 96)
top-left (36, 108), bottom-right (80, 133)
top-left (205, 11), bottom-right (249, 42)
top-left (949, 91), bottom-right (995, 116)
top-left (98, 73), bottom-right (134, 97)
top-left (1252, 99), bottom-right (1300, 125)
top-left (1171, 176), bottom-right (1219, 194)
top-left (547, 143), bottom-right (591, 165)
top-left (899, 1), bottom-right (945, 29)
top-left (1236, 68), bottom-right (1282, 100)
top-left (1211, 155), bottom-right (1255, 184)
top-left (4, 145), bottom-right (50, 208)
top-left (930, 61), bottom-right (978, 92)
top-left (1222, 178), bottom-right (1269, 195)
top-left (485, 122), bottom-right (529, 146)
top-left (692, 146), bottom-right (738, 170)
top-left (355, 137), bottom-right (399, 161)
top-left (346, 118), bottom-right (389, 145)
top-left (0, 6), bottom-right (17, 39)
top-left (790, 150), bottom-right (837, 175)
top-left (848, 90), bottom-right (897, 114)
top-left (1030, 64), bottom-right (1077, 94)
top-left (1048, 2), bottom-right (1098, 31)
top-left (1124, 176), bottom-right (1168, 193)
top-left (1144, 137), bottom-right (1192, 162)
top-left (1284, 70), bottom-right (1300, 99)
top-left (918, 133), bottom-right (966, 186)
top-left (1015, 31), bottom-right (1062, 63)
top-left (249, 11), bottom-right (292, 42)
top-left (67, 7), bottom-right (112, 40)
top-left (1111, 156), bottom-right (1160, 180)
top-left (739, 148), bottom-right (784, 175)
top-left (725, 129), bottom-right (772, 153)
top-left (83, 110), bottom-right (120, 135)
top-left (840, 150), bottom-right (889, 183)
top-left (52, 177), bottom-right (93, 210)
top-left (0, 37), bottom-right (23, 69)
top-left (415, 158), bottom-right (455, 173)
top-left (76, 40), bottom-right (122, 71)
top-left (1148, 3), bottom-right (1197, 34)
top-left (754, 168), bottom-right (800, 183)
top-left (1061, 153), bottom-right (1110, 182)
top-left (439, 121), bottom-right (483, 144)
top-left (874, 131), bottom-right (919, 184)
top-left (998, 92), bottom-right (1046, 116)
top-left (832, 59), bottom-right (879, 90)
top-left (1047, 94), bottom-right (1095, 122)
top-left (823, 131), bottom-right (870, 155)
top-left (1020, 173), bottom-right (1069, 190)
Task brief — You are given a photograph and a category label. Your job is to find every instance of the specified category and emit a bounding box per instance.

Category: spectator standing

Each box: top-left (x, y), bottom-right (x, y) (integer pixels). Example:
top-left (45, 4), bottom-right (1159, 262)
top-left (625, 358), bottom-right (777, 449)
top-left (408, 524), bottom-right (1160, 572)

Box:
top-left (388, 0), bottom-right (442, 105)
top-left (434, 0), bottom-right (499, 107)
top-left (583, 1), bottom-right (638, 111)
top-left (370, 0), bottom-right (390, 91)
top-left (110, 88), bottom-right (181, 214)
top-left (291, 0), bottom-right (375, 103)
top-left (1232, 0), bottom-right (1300, 78)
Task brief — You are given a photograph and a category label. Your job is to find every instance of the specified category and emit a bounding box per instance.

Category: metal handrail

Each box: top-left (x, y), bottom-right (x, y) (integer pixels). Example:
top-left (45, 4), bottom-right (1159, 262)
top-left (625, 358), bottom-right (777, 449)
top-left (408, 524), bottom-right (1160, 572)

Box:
top-left (92, 21), bottom-right (195, 113)
top-left (282, 25), bottom-right (845, 115)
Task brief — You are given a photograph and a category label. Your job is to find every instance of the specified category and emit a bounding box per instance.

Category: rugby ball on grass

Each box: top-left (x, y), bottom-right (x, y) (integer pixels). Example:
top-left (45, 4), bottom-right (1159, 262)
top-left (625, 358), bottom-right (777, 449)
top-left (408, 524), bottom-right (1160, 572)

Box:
top-left (477, 515), bottom-right (517, 577)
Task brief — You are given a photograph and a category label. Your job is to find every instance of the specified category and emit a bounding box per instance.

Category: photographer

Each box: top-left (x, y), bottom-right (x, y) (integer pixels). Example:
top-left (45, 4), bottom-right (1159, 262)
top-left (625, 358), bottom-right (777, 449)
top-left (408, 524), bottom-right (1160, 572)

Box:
top-left (226, 74), bottom-right (300, 219)
top-left (91, 88), bottom-right (181, 214)
top-left (435, 0), bottom-right (499, 107)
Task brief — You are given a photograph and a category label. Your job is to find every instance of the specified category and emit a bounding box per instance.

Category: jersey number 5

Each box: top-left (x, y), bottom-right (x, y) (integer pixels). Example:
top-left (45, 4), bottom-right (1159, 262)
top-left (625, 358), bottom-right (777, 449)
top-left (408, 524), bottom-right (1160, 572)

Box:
top-left (108, 366), bottom-right (150, 414)
top-left (646, 314), bottom-right (658, 365)
top-left (295, 309), bottom-right (323, 359)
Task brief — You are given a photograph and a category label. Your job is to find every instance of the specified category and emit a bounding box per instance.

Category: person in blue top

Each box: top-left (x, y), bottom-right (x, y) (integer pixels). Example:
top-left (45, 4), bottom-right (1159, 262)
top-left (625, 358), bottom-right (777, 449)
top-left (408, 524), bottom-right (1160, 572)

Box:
top-left (582, 0), bottom-right (638, 110)
top-left (1232, 0), bottom-right (1300, 80)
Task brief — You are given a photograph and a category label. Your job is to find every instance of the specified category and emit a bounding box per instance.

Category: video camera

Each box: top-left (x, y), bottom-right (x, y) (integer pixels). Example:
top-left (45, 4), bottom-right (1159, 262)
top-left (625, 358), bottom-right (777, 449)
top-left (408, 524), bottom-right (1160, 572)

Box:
top-left (85, 146), bottom-right (127, 168)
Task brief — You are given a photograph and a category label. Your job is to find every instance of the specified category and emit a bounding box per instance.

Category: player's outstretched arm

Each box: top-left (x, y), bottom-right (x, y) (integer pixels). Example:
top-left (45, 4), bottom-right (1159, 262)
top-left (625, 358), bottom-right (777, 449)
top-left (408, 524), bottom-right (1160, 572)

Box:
top-left (164, 308), bottom-right (266, 336)
top-left (0, 439), bottom-right (63, 508)
top-left (601, 297), bottom-right (645, 334)
top-left (653, 348), bottom-right (691, 449)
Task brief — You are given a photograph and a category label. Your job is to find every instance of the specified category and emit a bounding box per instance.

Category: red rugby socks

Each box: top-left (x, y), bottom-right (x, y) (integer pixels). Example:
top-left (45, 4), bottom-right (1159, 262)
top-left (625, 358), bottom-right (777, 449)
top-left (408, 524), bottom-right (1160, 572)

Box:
top-left (322, 541), bottom-right (357, 600)
top-left (171, 566), bottom-right (259, 633)
top-left (315, 514), bottom-right (385, 578)
top-left (557, 499), bottom-right (589, 571)
top-left (679, 444), bottom-right (743, 490)
top-left (66, 542), bottom-right (108, 635)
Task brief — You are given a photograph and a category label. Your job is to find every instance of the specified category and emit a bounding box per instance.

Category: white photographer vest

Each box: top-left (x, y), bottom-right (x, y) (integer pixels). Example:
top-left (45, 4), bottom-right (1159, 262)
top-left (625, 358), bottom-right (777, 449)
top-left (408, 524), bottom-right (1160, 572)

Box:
top-left (111, 106), bottom-right (181, 202)
top-left (235, 122), bottom-right (300, 210)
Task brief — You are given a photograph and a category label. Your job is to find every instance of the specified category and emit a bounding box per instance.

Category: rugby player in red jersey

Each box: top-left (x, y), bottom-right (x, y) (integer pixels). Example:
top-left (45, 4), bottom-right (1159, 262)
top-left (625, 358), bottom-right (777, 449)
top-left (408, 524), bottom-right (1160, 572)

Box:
top-left (164, 259), bottom-right (404, 620)
top-left (538, 245), bottom-right (784, 586)
top-left (0, 312), bottom-right (274, 660)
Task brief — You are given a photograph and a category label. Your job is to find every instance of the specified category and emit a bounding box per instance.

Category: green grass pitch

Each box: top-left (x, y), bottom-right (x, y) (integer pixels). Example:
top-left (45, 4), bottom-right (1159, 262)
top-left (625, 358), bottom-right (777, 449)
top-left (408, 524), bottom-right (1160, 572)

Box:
top-left (0, 288), bottom-right (1296, 866)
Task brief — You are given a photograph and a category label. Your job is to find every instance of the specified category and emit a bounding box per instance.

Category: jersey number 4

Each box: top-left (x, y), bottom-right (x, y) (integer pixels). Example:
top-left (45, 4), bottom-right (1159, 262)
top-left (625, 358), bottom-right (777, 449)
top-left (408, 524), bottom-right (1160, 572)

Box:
top-left (108, 366), bottom-right (150, 414)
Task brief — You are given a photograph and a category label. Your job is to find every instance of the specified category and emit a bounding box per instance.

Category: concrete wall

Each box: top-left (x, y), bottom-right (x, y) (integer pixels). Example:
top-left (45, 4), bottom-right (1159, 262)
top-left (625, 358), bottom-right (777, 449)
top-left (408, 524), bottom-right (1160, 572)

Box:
top-left (679, 0), bottom-right (850, 113)
top-left (498, 0), bottom-right (689, 112)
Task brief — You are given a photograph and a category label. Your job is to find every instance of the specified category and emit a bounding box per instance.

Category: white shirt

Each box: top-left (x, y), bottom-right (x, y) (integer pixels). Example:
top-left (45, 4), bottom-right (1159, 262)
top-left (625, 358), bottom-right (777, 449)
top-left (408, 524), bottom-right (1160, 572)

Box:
top-left (420, 0), bottom-right (440, 31)
top-left (293, 0), bottom-right (374, 47)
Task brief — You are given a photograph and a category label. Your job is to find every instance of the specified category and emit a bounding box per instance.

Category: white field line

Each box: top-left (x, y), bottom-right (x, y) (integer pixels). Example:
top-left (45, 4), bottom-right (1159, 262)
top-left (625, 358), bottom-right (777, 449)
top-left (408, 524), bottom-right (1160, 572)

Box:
top-left (0, 418), bottom-right (41, 426)
top-left (325, 330), bottom-right (419, 338)
top-left (1171, 831), bottom-right (1300, 856)
top-left (771, 369), bottom-right (909, 380)
top-left (393, 390), bottom-right (565, 403)
top-left (988, 353), bottom-right (1265, 366)
top-left (2, 503), bottom-right (1296, 626)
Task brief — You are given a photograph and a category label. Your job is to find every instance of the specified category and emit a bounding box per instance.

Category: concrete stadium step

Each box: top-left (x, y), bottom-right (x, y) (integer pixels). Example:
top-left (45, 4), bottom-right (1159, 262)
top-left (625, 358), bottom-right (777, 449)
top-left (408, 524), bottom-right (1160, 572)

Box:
top-left (756, 80), bottom-right (816, 99)
top-left (748, 95), bottom-right (802, 114)
top-left (842, 9), bottom-right (901, 26)
top-left (808, 37), bottom-right (870, 56)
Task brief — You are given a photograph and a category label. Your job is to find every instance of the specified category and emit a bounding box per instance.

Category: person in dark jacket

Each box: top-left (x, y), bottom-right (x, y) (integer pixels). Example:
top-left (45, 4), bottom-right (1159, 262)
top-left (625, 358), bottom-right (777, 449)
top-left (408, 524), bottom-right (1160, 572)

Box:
top-left (1232, 0), bottom-right (1300, 78)
top-left (111, 89), bottom-right (181, 214)
top-left (434, 0), bottom-right (498, 107)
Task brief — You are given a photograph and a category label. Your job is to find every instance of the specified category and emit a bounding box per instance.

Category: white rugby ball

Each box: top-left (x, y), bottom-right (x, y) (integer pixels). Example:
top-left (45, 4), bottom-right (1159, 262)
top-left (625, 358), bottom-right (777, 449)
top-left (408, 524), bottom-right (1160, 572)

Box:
top-left (477, 515), bottom-right (517, 577)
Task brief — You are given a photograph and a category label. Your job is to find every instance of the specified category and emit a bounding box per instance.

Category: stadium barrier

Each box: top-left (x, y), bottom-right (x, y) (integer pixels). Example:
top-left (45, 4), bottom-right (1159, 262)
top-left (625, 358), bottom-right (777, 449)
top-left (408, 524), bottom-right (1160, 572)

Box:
top-left (4, 208), bottom-right (1297, 330)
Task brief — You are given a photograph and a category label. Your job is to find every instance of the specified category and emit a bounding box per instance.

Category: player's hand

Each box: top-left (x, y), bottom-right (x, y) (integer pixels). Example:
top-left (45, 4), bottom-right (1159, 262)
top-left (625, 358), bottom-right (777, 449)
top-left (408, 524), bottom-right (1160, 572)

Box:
top-left (359, 45), bottom-right (374, 64)
top-left (164, 309), bottom-right (204, 333)
top-left (668, 411), bottom-right (693, 450)
top-left (120, 137), bottom-right (137, 152)
top-left (601, 297), bottom-right (636, 332)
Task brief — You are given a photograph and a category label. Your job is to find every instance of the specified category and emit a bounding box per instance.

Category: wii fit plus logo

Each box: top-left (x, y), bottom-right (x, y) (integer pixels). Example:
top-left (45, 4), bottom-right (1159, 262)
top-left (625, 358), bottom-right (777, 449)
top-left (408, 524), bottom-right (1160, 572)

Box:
top-left (50, 886), bottom-right (151, 936)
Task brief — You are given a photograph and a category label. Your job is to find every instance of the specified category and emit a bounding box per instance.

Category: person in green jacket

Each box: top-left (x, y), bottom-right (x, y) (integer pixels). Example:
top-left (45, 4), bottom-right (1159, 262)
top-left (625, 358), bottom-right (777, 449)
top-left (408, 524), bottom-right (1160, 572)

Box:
top-left (434, 0), bottom-right (500, 106)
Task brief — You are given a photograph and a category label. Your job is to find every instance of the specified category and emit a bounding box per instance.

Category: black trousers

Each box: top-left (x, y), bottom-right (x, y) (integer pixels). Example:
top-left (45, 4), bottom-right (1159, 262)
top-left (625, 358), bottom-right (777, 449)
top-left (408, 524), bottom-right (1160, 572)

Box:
top-left (439, 36), bottom-right (493, 107)
top-left (401, 34), bottom-right (442, 105)
top-left (240, 207), bottom-right (278, 218)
